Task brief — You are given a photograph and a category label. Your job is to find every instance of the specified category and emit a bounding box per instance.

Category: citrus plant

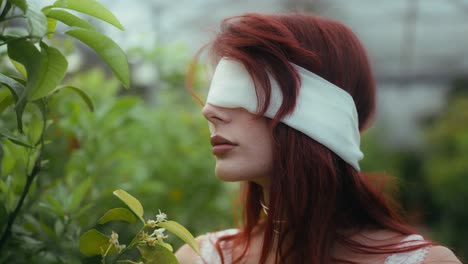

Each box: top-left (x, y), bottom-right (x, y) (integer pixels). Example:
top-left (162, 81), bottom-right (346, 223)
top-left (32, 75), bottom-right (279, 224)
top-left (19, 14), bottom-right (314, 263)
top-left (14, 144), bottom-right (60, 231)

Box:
top-left (80, 189), bottom-right (199, 264)
top-left (0, 0), bottom-right (129, 259)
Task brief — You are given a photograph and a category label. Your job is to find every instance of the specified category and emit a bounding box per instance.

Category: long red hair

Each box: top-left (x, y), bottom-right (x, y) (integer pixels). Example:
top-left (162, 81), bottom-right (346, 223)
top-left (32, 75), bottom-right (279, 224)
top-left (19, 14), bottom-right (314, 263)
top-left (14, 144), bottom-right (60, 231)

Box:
top-left (198, 12), bottom-right (433, 263)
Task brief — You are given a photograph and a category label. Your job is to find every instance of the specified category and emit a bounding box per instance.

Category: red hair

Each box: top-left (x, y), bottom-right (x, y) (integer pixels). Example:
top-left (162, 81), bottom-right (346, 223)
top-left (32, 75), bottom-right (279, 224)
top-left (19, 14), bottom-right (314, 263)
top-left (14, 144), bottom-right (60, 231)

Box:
top-left (199, 12), bottom-right (433, 263)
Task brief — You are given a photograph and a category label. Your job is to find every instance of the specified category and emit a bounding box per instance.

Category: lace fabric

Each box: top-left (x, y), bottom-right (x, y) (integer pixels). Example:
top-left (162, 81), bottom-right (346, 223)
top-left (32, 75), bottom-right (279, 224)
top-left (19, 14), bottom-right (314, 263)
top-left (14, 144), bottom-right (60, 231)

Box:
top-left (384, 234), bottom-right (430, 264)
top-left (197, 230), bottom-right (430, 264)
top-left (196, 229), bottom-right (238, 264)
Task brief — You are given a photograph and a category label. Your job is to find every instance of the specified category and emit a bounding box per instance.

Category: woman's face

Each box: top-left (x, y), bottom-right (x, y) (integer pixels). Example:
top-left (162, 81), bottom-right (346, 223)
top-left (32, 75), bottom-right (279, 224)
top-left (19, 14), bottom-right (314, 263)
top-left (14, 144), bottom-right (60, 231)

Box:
top-left (202, 104), bottom-right (274, 183)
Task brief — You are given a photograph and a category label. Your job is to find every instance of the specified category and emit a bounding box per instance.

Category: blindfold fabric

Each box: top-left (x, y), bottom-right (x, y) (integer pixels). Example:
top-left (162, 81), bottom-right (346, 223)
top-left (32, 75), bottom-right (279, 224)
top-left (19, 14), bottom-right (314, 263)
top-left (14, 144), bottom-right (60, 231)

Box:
top-left (207, 58), bottom-right (363, 171)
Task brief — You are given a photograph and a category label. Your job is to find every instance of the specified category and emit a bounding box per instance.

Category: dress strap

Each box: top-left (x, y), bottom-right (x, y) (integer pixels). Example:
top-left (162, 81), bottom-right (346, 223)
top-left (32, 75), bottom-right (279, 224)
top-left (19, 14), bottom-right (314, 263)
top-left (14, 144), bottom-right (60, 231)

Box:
top-left (384, 234), bottom-right (430, 264)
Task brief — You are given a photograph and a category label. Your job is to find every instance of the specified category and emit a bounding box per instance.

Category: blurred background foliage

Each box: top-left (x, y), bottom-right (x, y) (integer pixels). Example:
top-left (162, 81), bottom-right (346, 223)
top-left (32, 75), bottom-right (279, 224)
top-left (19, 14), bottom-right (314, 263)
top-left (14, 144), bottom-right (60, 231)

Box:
top-left (360, 78), bottom-right (468, 260)
top-left (1, 1), bottom-right (467, 263)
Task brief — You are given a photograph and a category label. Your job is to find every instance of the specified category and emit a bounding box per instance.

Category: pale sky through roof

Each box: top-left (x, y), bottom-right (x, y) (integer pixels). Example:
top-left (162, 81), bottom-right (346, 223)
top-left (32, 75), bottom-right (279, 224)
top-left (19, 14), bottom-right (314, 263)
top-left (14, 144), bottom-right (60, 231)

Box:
top-left (98, 0), bottom-right (468, 82)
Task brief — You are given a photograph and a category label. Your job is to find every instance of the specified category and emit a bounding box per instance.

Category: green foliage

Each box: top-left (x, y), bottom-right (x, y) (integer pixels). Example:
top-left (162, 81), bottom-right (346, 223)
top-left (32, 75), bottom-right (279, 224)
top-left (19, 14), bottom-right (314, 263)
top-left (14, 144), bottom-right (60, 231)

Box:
top-left (79, 189), bottom-right (198, 263)
top-left (138, 244), bottom-right (178, 264)
top-left (158, 221), bottom-right (200, 255)
top-left (43, 9), bottom-right (96, 31)
top-left (99, 208), bottom-right (138, 225)
top-left (27, 42), bottom-right (68, 100)
top-left (52, 0), bottom-right (124, 30)
top-left (80, 229), bottom-right (114, 257)
top-left (113, 189), bottom-right (145, 224)
top-left (360, 86), bottom-right (468, 260)
top-left (0, 0), bottom-right (130, 262)
top-left (65, 28), bottom-right (129, 88)
top-left (422, 96), bottom-right (468, 259)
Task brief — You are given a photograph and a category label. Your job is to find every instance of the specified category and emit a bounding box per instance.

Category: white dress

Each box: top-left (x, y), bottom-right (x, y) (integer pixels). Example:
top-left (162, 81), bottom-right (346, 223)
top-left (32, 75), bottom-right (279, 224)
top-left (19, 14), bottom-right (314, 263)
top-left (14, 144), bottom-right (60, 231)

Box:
top-left (196, 229), bottom-right (430, 264)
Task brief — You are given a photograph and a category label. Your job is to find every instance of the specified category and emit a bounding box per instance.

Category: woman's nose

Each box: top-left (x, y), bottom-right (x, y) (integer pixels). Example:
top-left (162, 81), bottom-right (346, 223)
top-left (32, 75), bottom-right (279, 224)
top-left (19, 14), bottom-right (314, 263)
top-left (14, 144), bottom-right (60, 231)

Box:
top-left (201, 103), bottom-right (230, 124)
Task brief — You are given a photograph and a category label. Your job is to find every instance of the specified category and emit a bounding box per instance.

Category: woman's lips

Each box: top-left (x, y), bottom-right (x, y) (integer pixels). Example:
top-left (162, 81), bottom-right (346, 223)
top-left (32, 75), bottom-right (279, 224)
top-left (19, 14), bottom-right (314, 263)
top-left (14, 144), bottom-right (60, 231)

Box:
top-left (212, 144), bottom-right (236, 155)
top-left (210, 135), bottom-right (237, 155)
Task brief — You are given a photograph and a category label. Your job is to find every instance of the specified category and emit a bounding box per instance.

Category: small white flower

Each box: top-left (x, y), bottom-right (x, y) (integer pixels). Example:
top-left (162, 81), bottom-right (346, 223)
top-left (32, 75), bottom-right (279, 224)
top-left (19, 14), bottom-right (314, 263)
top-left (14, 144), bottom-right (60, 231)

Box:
top-left (117, 244), bottom-right (126, 253)
top-left (146, 228), bottom-right (168, 243)
top-left (138, 231), bottom-right (149, 241)
top-left (108, 231), bottom-right (126, 253)
top-left (155, 210), bottom-right (167, 223)
top-left (146, 237), bottom-right (157, 247)
top-left (151, 228), bottom-right (167, 240)
top-left (109, 231), bottom-right (119, 246)
top-left (146, 219), bottom-right (157, 228)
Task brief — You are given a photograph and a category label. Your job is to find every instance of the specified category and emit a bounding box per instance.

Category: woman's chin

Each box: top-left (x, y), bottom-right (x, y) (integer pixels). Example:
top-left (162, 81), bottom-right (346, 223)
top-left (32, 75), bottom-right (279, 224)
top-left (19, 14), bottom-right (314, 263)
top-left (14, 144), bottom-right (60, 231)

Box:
top-left (215, 169), bottom-right (241, 182)
top-left (215, 164), bottom-right (269, 183)
top-left (215, 163), bottom-right (244, 182)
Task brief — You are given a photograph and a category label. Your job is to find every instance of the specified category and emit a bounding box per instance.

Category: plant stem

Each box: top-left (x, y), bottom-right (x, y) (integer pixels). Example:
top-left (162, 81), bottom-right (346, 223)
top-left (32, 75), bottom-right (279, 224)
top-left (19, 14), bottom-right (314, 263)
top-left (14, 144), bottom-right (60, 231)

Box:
top-left (128, 226), bottom-right (146, 249)
top-left (0, 154), bottom-right (41, 252)
top-left (112, 226), bottom-right (146, 264)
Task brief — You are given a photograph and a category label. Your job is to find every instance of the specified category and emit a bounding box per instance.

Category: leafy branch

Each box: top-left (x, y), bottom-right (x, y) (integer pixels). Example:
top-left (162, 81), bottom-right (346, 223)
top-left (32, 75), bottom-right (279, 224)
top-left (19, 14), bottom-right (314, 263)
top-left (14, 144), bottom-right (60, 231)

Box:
top-left (0, 142), bottom-right (42, 251)
top-left (0, 0), bottom-right (130, 257)
top-left (79, 190), bottom-right (200, 263)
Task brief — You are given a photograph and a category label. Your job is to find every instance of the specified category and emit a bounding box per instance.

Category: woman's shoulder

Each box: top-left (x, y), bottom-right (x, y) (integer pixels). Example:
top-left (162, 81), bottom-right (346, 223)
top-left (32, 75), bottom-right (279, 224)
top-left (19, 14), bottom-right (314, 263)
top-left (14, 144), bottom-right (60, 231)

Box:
top-left (175, 228), bottom-right (239, 264)
top-left (383, 234), bottom-right (461, 264)
top-left (341, 230), bottom-right (461, 264)
top-left (175, 234), bottom-right (207, 264)
top-left (423, 245), bottom-right (461, 264)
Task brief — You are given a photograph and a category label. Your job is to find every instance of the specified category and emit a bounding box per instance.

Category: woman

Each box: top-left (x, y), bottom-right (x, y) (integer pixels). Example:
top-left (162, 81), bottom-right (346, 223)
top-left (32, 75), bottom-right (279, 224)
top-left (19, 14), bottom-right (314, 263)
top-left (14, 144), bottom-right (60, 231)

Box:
top-left (176, 13), bottom-right (461, 263)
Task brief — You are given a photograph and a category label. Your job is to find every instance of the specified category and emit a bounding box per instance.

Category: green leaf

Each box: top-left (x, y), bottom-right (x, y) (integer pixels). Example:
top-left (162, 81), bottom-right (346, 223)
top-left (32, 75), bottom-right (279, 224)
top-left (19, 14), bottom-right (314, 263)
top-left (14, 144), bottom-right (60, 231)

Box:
top-left (0, 91), bottom-right (14, 114)
top-left (52, 86), bottom-right (94, 111)
top-left (137, 244), bottom-right (179, 264)
top-left (10, 59), bottom-right (27, 78)
top-left (23, 214), bottom-right (45, 238)
top-left (7, 39), bottom-right (39, 132)
top-left (25, 1), bottom-right (48, 37)
top-left (0, 128), bottom-right (33, 148)
top-left (25, 106), bottom-right (43, 145)
top-left (0, 140), bottom-right (15, 176)
top-left (65, 28), bottom-right (129, 88)
top-left (98, 208), bottom-right (137, 225)
top-left (157, 241), bottom-right (173, 252)
top-left (69, 177), bottom-right (92, 211)
top-left (0, 143), bottom-right (3, 177)
top-left (53, 0), bottom-right (124, 30)
top-left (44, 194), bottom-right (64, 216)
top-left (0, 73), bottom-right (26, 101)
top-left (46, 17), bottom-right (57, 39)
top-left (44, 9), bottom-right (95, 30)
top-left (32, 100), bottom-right (47, 145)
top-left (113, 189), bottom-right (144, 223)
top-left (79, 229), bottom-right (113, 256)
top-left (10, 77), bottom-right (26, 86)
top-left (28, 42), bottom-right (68, 100)
top-left (0, 74), bottom-right (27, 132)
top-left (7, 39), bottom-right (40, 87)
top-left (9, 0), bottom-right (27, 13)
top-left (74, 203), bottom-right (94, 220)
top-left (157, 221), bottom-right (199, 255)
top-left (0, 202), bottom-right (7, 234)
